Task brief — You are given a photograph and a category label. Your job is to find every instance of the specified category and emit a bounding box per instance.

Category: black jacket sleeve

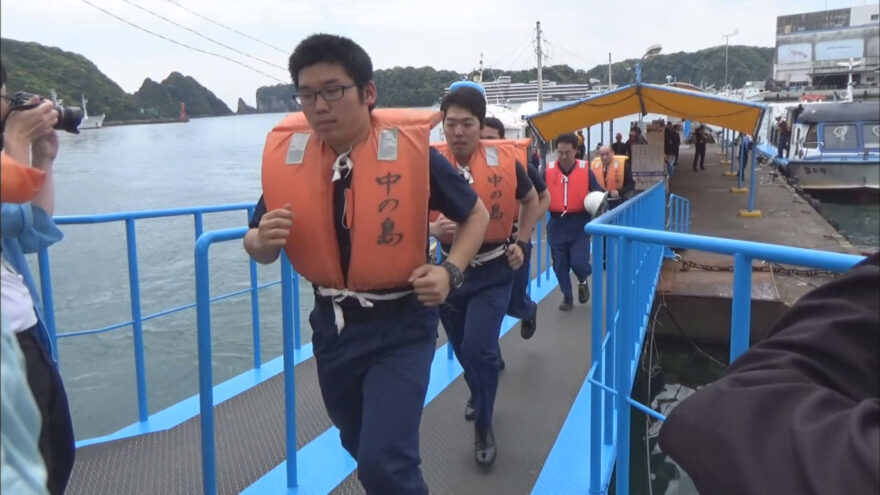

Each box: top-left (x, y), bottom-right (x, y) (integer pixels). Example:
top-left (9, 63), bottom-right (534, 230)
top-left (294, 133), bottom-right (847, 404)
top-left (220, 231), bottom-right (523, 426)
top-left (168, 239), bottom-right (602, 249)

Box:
top-left (659, 253), bottom-right (880, 495)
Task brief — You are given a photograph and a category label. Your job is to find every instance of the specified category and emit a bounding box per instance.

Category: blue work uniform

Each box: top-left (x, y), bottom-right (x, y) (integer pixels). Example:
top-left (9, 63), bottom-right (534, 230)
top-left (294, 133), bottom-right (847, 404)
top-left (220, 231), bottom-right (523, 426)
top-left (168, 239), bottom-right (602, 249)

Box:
top-left (543, 167), bottom-right (604, 305)
top-left (439, 161), bottom-right (533, 431)
top-left (250, 148), bottom-right (478, 495)
top-left (505, 162), bottom-right (547, 320)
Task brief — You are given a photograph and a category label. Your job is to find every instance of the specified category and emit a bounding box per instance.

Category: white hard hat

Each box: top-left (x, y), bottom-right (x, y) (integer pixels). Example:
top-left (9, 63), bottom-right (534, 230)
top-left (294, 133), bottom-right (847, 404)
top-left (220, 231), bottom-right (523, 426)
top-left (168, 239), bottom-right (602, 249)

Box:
top-left (584, 191), bottom-right (608, 217)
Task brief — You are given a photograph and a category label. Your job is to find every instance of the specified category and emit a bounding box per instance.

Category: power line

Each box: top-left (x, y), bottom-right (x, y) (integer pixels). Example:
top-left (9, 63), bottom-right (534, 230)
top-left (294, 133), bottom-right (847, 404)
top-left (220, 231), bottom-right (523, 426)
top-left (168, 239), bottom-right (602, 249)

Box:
top-left (120, 0), bottom-right (286, 71)
top-left (164, 0), bottom-right (287, 54)
top-left (543, 34), bottom-right (600, 69)
top-left (80, 0), bottom-right (287, 83)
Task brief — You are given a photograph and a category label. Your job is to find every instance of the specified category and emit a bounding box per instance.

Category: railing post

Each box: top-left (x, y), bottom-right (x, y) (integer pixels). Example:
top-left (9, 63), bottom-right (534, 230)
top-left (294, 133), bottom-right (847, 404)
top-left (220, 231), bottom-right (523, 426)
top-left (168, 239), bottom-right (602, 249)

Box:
top-left (280, 254), bottom-right (299, 488)
top-left (603, 236), bottom-right (616, 443)
top-left (730, 253), bottom-right (752, 362)
top-left (545, 213), bottom-right (552, 281)
top-left (615, 237), bottom-right (633, 495)
top-left (249, 257), bottom-right (262, 369)
top-left (747, 144), bottom-right (758, 212)
top-left (125, 218), bottom-right (149, 423)
top-left (293, 270), bottom-right (302, 350)
top-left (589, 234), bottom-right (604, 494)
top-left (37, 249), bottom-right (59, 362)
top-left (194, 234), bottom-right (217, 495)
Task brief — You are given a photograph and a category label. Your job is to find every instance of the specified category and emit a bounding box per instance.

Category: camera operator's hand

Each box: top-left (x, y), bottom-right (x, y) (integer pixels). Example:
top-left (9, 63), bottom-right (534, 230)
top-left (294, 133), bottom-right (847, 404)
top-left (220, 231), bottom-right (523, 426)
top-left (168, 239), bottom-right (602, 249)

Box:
top-left (3, 98), bottom-right (59, 164)
top-left (31, 131), bottom-right (59, 169)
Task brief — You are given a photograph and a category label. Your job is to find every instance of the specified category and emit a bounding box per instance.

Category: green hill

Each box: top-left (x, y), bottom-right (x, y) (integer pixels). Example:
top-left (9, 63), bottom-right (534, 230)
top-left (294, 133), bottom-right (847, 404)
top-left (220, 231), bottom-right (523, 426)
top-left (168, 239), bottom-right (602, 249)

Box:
top-left (1, 38), bottom-right (231, 122)
top-left (255, 46), bottom-right (773, 108)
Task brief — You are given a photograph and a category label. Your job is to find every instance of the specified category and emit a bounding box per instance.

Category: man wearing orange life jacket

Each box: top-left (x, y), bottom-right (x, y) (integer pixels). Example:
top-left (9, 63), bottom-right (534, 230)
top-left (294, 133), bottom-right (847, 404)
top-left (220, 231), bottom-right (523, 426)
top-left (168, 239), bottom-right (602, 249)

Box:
top-left (430, 84), bottom-right (541, 467)
top-left (545, 133), bottom-right (604, 311)
top-left (590, 145), bottom-right (634, 210)
top-left (482, 117), bottom-right (550, 340)
top-left (244, 35), bottom-right (489, 494)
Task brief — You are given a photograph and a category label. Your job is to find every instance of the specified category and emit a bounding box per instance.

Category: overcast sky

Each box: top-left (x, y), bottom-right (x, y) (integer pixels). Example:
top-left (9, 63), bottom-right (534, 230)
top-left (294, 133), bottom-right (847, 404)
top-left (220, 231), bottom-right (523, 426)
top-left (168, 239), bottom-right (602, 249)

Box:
top-left (1, 0), bottom-right (875, 107)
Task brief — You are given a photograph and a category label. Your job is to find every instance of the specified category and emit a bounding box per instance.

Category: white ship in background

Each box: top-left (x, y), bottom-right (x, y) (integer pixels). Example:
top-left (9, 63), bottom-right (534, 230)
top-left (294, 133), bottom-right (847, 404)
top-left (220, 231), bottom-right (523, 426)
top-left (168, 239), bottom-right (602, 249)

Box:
top-left (79, 95), bottom-right (105, 130)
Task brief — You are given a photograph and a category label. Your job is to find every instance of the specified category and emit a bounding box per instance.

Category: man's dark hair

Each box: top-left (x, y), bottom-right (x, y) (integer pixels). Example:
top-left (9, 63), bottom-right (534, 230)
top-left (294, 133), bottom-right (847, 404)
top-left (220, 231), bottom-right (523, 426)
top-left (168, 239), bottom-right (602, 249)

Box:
top-left (484, 116), bottom-right (504, 138)
top-left (556, 133), bottom-right (578, 148)
top-left (440, 87), bottom-right (486, 126)
top-left (288, 34), bottom-right (373, 109)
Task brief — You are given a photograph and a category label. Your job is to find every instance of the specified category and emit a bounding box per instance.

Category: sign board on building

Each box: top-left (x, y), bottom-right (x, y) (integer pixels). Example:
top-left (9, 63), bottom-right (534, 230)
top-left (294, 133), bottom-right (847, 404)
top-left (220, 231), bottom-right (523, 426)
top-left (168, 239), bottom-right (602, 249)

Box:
top-left (777, 43), bottom-right (813, 63)
top-left (815, 38), bottom-right (864, 60)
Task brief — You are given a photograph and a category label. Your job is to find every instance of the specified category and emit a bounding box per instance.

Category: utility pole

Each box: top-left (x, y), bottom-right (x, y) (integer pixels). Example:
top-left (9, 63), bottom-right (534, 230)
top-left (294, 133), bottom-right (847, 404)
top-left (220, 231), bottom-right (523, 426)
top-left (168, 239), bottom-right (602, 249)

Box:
top-left (609, 52), bottom-right (613, 144)
top-left (536, 21), bottom-right (544, 111)
top-left (723, 29), bottom-right (739, 92)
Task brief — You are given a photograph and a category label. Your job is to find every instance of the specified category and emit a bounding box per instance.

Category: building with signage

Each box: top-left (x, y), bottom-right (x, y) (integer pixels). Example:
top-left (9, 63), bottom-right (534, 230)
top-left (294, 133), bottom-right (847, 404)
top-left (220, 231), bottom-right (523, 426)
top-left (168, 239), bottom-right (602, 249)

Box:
top-left (774, 4), bottom-right (880, 89)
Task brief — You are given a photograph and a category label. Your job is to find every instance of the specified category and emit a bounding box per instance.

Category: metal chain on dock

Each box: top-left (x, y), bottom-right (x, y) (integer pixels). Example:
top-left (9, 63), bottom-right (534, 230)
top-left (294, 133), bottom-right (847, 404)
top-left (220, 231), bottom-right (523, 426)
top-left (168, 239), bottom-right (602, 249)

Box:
top-left (674, 258), bottom-right (838, 277)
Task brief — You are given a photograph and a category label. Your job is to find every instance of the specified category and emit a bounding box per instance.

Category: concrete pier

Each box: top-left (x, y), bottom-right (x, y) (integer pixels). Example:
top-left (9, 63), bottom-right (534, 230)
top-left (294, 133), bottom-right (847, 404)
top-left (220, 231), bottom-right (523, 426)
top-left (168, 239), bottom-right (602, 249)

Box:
top-left (653, 141), bottom-right (862, 346)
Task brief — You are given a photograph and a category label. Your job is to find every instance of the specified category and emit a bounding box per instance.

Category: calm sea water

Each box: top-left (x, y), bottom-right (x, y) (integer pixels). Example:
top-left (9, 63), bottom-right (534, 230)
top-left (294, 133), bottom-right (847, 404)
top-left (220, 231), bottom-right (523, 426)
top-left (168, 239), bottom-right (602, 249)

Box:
top-left (39, 109), bottom-right (875, 443)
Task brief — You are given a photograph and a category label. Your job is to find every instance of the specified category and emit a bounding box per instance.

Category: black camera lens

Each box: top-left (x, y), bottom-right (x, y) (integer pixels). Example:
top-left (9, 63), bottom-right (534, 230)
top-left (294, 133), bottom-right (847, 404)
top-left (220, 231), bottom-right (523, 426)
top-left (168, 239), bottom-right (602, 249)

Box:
top-left (11, 91), bottom-right (84, 134)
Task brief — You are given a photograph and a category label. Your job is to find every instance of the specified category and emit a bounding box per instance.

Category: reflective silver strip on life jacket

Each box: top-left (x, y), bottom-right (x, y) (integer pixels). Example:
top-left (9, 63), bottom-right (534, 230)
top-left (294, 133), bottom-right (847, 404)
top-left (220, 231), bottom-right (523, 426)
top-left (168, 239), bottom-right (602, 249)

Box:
top-left (378, 127), bottom-right (399, 161)
top-left (485, 145), bottom-right (499, 167)
top-left (315, 286), bottom-right (413, 333)
top-left (286, 132), bottom-right (311, 165)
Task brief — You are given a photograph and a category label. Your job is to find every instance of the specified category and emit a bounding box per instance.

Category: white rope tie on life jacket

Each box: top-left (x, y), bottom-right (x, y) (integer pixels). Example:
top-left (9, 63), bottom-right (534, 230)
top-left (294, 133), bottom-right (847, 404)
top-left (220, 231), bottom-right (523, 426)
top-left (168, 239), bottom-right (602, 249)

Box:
top-left (561, 174), bottom-right (569, 216)
top-left (315, 286), bottom-right (413, 333)
top-left (440, 243), bottom-right (508, 268)
top-left (331, 148), bottom-right (354, 182)
top-left (458, 165), bottom-right (474, 185)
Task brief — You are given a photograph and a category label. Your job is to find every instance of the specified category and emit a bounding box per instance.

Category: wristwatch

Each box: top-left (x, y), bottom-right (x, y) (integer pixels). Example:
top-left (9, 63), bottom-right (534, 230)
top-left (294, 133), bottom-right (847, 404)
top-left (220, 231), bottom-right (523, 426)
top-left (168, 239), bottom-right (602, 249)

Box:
top-left (515, 240), bottom-right (530, 252)
top-left (441, 261), bottom-right (464, 290)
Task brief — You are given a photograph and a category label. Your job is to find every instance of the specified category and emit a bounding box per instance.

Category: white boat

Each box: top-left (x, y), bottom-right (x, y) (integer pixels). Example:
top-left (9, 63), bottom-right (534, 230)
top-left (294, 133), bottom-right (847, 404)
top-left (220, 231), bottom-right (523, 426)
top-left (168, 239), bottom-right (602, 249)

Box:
top-left (78, 95), bottom-right (105, 130)
top-left (756, 101), bottom-right (880, 192)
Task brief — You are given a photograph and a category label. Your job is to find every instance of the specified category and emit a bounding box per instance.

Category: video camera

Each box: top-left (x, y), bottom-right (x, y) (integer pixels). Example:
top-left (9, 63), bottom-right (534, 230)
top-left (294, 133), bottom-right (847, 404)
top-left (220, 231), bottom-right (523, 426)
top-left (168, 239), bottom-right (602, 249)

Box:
top-left (9, 91), bottom-right (84, 134)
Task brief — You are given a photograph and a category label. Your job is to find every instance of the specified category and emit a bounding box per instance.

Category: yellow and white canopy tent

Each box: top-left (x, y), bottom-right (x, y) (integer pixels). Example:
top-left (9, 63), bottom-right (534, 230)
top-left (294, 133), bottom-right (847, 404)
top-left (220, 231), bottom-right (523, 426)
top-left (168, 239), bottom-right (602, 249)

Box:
top-left (524, 82), bottom-right (766, 142)
top-left (524, 82), bottom-right (769, 216)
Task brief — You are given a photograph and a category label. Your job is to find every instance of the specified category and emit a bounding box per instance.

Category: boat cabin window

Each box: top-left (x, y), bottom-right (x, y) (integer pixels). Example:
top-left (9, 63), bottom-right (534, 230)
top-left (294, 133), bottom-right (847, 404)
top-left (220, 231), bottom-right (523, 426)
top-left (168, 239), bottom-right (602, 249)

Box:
top-left (822, 124), bottom-right (858, 150)
top-left (863, 123), bottom-right (880, 150)
top-left (803, 124), bottom-right (818, 149)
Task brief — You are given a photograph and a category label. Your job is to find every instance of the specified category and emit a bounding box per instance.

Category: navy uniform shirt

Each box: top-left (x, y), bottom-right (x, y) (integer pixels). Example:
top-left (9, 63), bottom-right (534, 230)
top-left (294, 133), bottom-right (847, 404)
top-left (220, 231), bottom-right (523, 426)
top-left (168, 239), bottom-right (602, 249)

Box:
top-left (250, 148), bottom-right (478, 283)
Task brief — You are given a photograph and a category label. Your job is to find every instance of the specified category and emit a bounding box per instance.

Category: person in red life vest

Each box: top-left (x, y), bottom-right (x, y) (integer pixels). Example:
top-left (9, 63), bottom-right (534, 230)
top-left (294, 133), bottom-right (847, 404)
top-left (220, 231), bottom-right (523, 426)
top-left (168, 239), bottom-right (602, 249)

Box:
top-left (481, 117), bottom-right (550, 340)
top-left (545, 133), bottom-right (604, 311)
top-left (430, 84), bottom-right (542, 466)
top-left (590, 145), bottom-right (633, 210)
top-left (244, 35), bottom-right (489, 495)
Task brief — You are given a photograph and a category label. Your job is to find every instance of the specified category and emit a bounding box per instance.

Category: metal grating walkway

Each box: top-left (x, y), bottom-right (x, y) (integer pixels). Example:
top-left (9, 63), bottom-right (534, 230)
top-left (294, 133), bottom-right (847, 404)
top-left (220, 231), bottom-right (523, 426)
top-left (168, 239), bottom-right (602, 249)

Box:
top-left (67, 279), bottom-right (593, 495)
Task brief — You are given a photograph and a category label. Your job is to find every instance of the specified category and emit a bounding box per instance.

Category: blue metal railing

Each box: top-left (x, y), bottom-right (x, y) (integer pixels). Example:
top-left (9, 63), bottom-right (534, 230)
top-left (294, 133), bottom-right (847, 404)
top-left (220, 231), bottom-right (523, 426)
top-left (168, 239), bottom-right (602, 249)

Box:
top-left (583, 181), bottom-right (865, 495)
top-left (193, 228), bottom-right (301, 495)
top-left (667, 194), bottom-right (690, 234)
top-left (37, 204), bottom-right (292, 427)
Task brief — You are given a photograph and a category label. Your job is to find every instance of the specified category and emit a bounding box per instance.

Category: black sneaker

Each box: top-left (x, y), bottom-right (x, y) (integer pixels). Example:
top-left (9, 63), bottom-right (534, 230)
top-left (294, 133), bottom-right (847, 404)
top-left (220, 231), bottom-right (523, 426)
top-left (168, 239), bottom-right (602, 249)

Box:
top-left (498, 352), bottom-right (506, 371)
top-left (578, 282), bottom-right (590, 304)
top-left (474, 425), bottom-right (497, 466)
top-left (521, 311), bottom-right (537, 340)
top-left (558, 301), bottom-right (573, 311)
top-left (465, 396), bottom-right (476, 421)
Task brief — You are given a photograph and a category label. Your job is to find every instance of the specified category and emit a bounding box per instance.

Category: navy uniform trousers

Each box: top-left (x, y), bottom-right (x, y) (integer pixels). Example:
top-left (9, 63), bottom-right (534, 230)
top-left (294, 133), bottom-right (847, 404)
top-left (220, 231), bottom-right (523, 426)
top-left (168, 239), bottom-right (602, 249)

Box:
top-left (547, 213), bottom-right (591, 304)
top-left (310, 293), bottom-right (437, 495)
top-left (440, 256), bottom-right (514, 429)
top-left (506, 241), bottom-right (536, 320)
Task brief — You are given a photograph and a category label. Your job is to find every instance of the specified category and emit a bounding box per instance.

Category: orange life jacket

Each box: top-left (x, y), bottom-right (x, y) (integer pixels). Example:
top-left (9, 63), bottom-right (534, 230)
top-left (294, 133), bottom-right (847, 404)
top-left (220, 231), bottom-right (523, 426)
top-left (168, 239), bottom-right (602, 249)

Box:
top-left (1, 152), bottom-right (46, 204)
top-left (433, 140), bottom-right (518, 242)
top-left (590, 155), bottom-right (626, 191)
top-left (261, 109), bottom-right (440, 291)
top-left (546, 159), bottom-right (591, 214)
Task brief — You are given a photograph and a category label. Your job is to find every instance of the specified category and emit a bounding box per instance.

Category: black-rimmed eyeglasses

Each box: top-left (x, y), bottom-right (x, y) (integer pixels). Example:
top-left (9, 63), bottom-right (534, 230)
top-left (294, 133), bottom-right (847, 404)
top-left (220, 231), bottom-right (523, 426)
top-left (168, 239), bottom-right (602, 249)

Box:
top-left (293, 84), bottom-right (356, 106)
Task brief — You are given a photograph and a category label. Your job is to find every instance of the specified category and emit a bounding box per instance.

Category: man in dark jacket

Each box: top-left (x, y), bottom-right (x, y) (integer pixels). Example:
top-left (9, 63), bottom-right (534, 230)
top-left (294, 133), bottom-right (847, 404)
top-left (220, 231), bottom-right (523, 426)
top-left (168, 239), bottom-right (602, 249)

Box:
top-left (659, 252), bottom-right (880, 495)
top-left (692, 123), bottom-right (708, 171)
